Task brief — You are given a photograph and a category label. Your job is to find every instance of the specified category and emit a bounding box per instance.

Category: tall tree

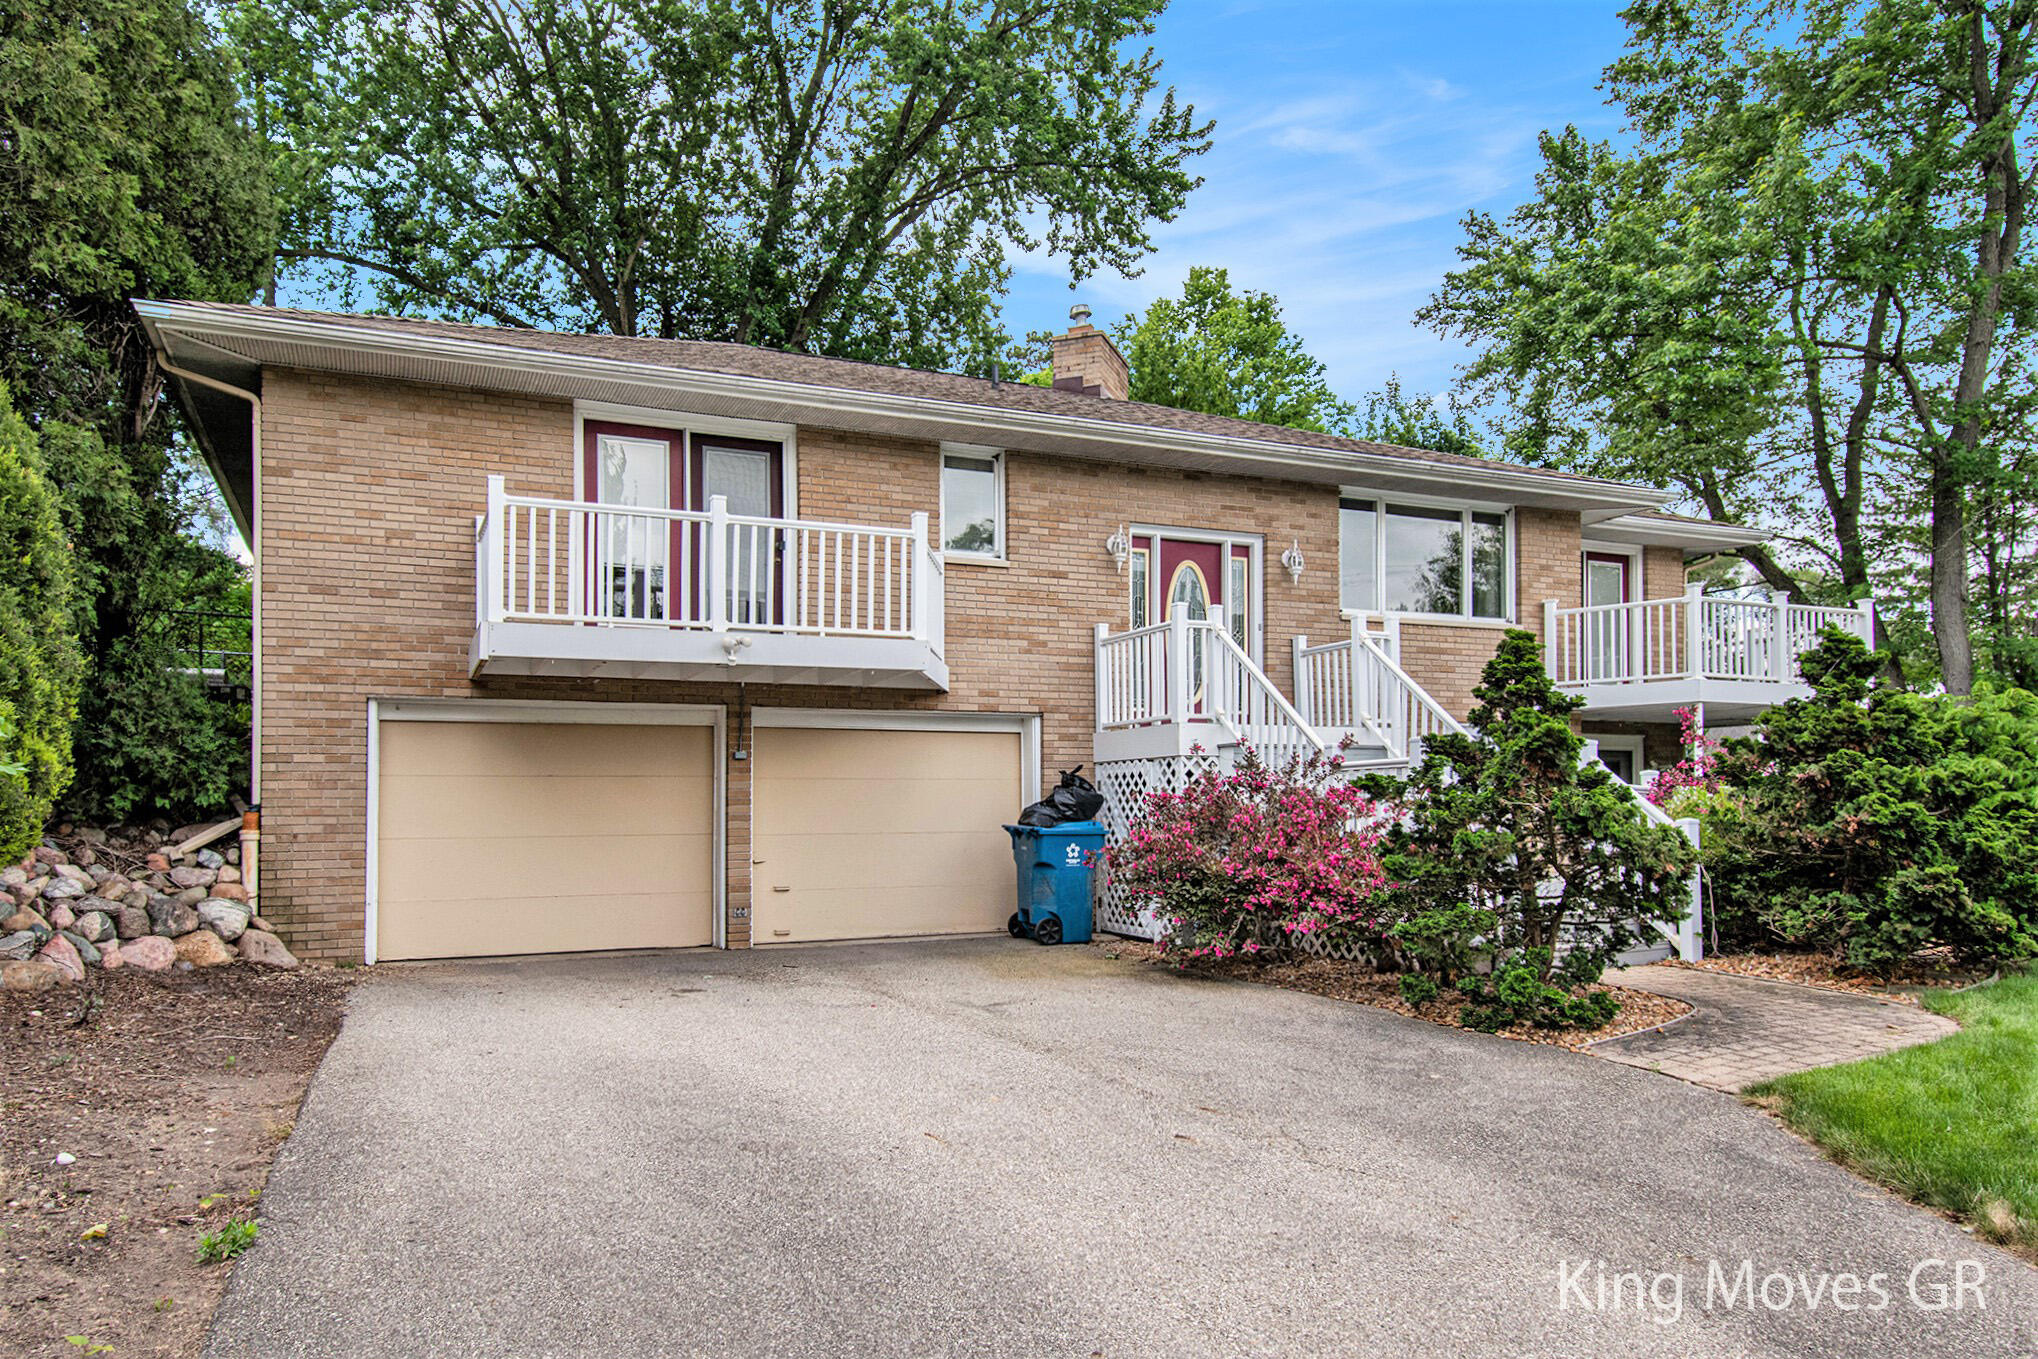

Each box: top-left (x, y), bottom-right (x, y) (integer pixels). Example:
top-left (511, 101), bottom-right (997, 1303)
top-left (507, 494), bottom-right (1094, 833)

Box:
top-left (1423, 0), bottom-right (2038, 692)
top-left (1112, 266), bottom-right (1354, 432)
top-left (1353, 374), bottom-right (1484, 455)
top-left (237, 0), bottom-right (1212, 371)
top-left (1, 0), bottom-right (274, 817)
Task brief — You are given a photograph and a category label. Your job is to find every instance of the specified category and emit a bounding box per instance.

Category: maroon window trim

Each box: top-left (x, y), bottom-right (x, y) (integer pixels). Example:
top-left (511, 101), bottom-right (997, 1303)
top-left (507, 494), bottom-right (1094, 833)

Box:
top-left (581, 420), bottom-right (685, 508)
top-left (1584, 551), bottom-right (1633, 603)
top-left (686, 432), bottom-right (786, 515)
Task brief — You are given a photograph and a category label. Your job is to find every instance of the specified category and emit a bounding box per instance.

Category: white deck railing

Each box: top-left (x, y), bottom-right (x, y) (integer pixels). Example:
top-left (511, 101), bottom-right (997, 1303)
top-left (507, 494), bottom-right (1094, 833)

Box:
top-left (476, 475), bottom-right (943, 650)
top-left (1294, 618), bottom-right (1467, 763)
top-left (1544, 584), bottom-right (1872, 688)
top-left (1095, 617), bottom-right (1329, 768)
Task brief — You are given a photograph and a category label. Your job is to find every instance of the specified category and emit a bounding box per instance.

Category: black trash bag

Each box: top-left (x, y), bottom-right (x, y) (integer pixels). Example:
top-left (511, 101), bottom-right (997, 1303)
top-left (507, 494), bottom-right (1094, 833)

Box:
top-left (1018, 766), bottom-right (1105, 827)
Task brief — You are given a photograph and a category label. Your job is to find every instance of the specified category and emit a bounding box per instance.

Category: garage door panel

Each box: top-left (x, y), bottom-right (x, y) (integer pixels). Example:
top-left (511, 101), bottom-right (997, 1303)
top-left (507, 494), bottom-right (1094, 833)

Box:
top-left (753, 775), bottom-right (1017, 836)
top-left (379, 722), bottom-right (708, 779)
top-left (376, 718), bottom-right (716, 960)
top-left (378, 832), bottom-right (713, 904)
top-left (376, 889), bottom-right (713, 962)
top-left (753, 725), bottom-right (1024, 943)
top-left (380, 773), bottom-right (714, 841)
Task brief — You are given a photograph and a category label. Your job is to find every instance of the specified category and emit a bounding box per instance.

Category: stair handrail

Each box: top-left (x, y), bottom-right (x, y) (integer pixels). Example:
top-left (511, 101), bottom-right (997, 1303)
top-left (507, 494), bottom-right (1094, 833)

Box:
top-left (1190, 620), bottom-right (1335, 770)
top-left (1351, 626), bottom-right (1469, 761)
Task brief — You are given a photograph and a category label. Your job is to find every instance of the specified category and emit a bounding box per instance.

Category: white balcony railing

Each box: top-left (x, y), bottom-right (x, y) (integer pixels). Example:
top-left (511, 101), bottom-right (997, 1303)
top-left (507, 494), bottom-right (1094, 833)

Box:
top-left (1544, 585), bottom-right (1872, 690)
top-left (1094, 617), bottom-right (1328, 770)
top-left (477, 475), bottom-right (944, 651)
top-left (1294, 618), bottom-right (1466, 763)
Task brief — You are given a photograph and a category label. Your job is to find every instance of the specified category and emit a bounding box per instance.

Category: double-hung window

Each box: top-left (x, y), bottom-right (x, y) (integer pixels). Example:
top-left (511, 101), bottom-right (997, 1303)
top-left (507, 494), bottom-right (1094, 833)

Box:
top-left (940, 446), bottom-right (1004, 560)
top-left (1340, 497), bottom-right (1511, 620)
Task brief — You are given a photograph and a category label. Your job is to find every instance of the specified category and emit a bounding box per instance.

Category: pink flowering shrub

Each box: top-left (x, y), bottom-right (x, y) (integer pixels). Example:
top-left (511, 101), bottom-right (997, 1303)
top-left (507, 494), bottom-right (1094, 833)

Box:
top-left (1105, 746), bottom-right (1388, 964)
top-left (1645, 706), bottom-right (1724, 807)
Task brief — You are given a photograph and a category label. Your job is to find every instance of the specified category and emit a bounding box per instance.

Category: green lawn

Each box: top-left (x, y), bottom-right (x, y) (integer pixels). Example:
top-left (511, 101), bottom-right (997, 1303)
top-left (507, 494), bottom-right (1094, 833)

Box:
top-left (1750, 969), bottom-right (2038, 1258)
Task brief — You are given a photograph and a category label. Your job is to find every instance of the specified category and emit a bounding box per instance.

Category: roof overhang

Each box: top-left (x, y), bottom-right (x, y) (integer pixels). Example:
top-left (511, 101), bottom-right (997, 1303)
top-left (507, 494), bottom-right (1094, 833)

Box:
top-left (137, 299), bottom-right (1677, 520)
top-left (1587, 512), bottom-right (1769, 557)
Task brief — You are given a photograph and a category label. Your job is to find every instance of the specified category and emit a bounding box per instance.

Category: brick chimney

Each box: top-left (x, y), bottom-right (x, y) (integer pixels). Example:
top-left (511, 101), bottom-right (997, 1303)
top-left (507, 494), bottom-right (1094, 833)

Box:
top-left (1049, 303), bottom-right (1130, 400)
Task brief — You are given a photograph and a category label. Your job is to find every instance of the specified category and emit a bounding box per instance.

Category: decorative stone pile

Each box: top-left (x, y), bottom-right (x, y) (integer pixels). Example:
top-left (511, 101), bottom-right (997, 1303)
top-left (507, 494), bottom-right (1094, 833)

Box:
top-left (0, 822), bottom-right (297, 993)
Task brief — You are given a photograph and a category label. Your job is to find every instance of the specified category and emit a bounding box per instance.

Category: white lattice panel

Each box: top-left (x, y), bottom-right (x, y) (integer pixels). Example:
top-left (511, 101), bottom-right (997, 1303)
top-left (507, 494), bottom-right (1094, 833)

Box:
top-left (1095, 753), bottom-right (1219, 940)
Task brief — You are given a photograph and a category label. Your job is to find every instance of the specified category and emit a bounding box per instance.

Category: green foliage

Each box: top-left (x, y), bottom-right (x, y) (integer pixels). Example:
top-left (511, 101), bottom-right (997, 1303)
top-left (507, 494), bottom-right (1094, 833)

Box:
top-left (1111, 266), bottom-right (1353, 432)
top-left (1364, 630), bottom-right (1698, 1027)
top-left (237, 0), bottom-right (1211, 371)
top-left (1422, 1), bottom-right (2038, 692)
top-left (0, 387), bottom-right (82, 860)
top-left (196, 1217), bottom-right (257, 1265)
top-left (1753, 968), bottom-right (2038, 1254)
top-left (1706, 630), bottom-right (2038, 975)
top-left (0, 0), bottom-right (269, 822)
top-left (1397, 973), bottom-right (1439, 1007)
top-left (1454, 950), bottom-right (1619, 1033)
top-left (1352, 374), bottom-right (1485, 457)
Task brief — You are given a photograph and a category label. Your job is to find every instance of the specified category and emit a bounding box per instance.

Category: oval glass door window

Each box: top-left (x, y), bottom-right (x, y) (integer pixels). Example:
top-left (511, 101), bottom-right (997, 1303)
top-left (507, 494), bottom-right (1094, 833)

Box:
top-left (1168, 560), bottom-right (1210, 705)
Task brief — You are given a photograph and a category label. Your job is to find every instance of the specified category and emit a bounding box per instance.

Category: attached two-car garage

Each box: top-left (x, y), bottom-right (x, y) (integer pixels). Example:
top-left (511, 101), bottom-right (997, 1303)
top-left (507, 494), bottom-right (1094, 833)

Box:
top-left (369, 704), bottom-right (1036, 961)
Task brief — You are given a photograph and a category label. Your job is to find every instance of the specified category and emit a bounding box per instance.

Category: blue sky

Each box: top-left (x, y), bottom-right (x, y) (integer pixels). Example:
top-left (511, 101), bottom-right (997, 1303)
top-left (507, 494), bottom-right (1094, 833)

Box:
top-left (1002, 0), bottom-right (1635, 403)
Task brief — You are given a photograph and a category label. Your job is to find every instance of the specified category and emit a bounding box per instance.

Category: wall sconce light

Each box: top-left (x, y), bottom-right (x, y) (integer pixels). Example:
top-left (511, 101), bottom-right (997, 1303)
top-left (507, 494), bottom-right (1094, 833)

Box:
top-left (1105, 525), bottom-right (1132, 571)
top-left (1280, 539), bottom-right (1306, 585)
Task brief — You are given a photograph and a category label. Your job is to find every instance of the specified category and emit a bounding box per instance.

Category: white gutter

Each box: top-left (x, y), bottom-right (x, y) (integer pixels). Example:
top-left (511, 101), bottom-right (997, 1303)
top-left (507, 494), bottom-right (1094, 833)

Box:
top-left (155, 356), bottom-right (262, 807)
top-left (134, 300), bottom-right (1672, 513)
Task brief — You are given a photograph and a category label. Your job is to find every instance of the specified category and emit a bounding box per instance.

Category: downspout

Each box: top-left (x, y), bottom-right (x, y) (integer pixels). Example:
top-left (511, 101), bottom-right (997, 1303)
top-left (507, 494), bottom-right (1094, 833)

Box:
top-left (155, 360), bottom-right (262, 905)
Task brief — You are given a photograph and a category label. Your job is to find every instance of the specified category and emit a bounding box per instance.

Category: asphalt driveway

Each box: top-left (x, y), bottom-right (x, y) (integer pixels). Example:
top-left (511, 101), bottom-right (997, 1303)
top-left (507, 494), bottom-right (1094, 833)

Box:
top-left (207, 939), bottom-right (2037, 1358)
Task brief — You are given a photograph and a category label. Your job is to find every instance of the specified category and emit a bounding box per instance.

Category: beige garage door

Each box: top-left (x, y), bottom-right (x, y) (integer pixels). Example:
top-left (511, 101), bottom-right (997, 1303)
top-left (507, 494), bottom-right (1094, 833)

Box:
top-left (752, 725), bottom-right (1023, 943)
top-left (376, 719), bottom-right (715, 960)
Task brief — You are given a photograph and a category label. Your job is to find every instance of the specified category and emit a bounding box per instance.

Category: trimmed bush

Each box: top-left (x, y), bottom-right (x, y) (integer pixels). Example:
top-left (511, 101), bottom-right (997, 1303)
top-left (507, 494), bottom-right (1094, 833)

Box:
top-left (1706, 631), bottom-right (2038, 975)
top-left (1363, 630), bottom-right (1697, 1027)
top-left (0, 386), bottom-right (82, 859)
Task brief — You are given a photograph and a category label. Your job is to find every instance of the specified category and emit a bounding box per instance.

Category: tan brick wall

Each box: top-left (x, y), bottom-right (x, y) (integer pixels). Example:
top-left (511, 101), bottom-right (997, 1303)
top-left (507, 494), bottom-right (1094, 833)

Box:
top-left (255, 370), bottom-right (1593, 957)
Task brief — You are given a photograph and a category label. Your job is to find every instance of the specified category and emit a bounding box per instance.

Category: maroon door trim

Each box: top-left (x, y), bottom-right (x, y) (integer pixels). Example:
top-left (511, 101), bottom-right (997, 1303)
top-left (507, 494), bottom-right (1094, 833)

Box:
top-left (1583, 551), bottom-right (1633, 603)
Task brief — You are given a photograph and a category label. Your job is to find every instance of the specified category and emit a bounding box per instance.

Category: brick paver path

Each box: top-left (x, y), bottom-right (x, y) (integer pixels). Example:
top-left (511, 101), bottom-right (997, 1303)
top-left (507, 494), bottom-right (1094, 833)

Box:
top-left (1591, 964), bottom-right (1958, 1091)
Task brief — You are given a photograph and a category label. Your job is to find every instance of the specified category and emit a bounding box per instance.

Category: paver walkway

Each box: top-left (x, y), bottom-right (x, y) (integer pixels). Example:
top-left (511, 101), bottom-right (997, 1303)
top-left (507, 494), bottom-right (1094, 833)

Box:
top-left (1593, 964), bottom-right (1958, 1090)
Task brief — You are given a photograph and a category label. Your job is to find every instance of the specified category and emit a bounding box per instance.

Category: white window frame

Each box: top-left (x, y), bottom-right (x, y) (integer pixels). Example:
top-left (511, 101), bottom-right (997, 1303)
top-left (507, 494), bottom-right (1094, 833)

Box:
top-left (572, 400), bottom-right (799, 517)
top-left (1584, 733), bottom-right (1647, 783)
top-left (1339, 491), bottom-right (1515, 624)
top-left (939, 442), bottom-right (1006, 562)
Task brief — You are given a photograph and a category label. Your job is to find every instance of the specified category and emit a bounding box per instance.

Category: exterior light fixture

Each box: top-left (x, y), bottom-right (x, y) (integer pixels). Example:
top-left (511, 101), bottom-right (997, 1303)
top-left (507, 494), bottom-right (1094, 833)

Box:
top-left (1105, 525), bottom-right (1132, 571)
top-left (1280, 539), bottom-right (1306, 584)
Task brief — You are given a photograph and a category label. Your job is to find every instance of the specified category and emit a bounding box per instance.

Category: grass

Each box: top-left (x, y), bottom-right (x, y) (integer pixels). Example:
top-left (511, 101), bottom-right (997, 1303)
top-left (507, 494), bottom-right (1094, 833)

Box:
top-left (1749, 968), bottom-right (2038, 1258)
top-left (195, 1219), bottom-right (258, 1266)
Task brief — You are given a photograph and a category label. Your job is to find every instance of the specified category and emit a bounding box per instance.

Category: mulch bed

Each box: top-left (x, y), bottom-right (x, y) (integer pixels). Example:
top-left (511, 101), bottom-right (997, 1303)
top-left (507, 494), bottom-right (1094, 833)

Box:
top-left (1664, 950), bottom-right (1993, 1003)
top-left (0, 965), bottom-right (352, 1359)
top-left (1089, 939), bottom-right (1691, 1051)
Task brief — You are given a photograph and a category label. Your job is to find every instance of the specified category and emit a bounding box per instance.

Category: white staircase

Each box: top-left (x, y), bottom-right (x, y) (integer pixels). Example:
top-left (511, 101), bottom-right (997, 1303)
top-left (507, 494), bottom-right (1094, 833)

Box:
top-left (1292, 616), bottom-right (1470, 763)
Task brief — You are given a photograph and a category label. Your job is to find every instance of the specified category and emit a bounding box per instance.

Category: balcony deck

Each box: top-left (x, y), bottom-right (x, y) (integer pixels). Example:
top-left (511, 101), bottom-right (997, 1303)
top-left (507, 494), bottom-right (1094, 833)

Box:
top-left (1544, 587), bottom-right (1873, 722)
top-left (471, 477), bottom-right (948, 690)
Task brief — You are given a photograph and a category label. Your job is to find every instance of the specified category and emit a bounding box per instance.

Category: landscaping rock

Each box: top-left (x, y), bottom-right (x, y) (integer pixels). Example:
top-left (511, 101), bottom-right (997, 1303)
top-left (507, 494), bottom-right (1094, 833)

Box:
top-left (209, 881), bottom-right (250, 903)
top-left (0, 866), bottom-right (25, 887)
top-left (52, 863), bottom-right (93, 887)
top-left (2, 909), bottom-right (44, 933)
top-left (36, 933), bottom-right (84, 981)
top-left (15, 875), bottom-right (46, 902)
top-left (144, 852), bottom-right (171, 873)
top-left (195, 848), bottom-right (224, 870)
top-left (41, 876), bottom-right (84, 902)
top-left (149, 897), bottom-right (200, 938)
top-left (74, 910), bottom-right (114, 944)
top-left (249, 916), bottom-right (273, 933)
top-left (0, 930), bottom-right (40, 960)
top-left (119, 934), bottom-right (176, 971)
top-left (96, 877), bottom-right (130, 902)
top-left (60, 930), bottom-right (100, 966)
top-left (48, 905), bottom-right (74, 930)
top-left (169, 865), bottom-right (217, 890)
top-left (238, 930), bottom-right (299, 970)
top-left (1, 959), bottom-right (64, 992)
top-left (224, 846), bottom-right (239, 865)
top-left (74, 827), bottom-right (107, 846)
top-left (173, 930), bottom-right (234, 968)
top-left (33, 845), bottom-right (66, 866)
top-left (173, 886), bottom-right (208, 907)
top-left (217, 865), bottom-right (242, 884)
top-left (99, 940), bottom-right (122, 970)
top-left (197, 899), bottom-right (250, 942)
top-left (115, 906), bottom-right (151, 940)
top-left (73, 845), bottom-right (97, 866)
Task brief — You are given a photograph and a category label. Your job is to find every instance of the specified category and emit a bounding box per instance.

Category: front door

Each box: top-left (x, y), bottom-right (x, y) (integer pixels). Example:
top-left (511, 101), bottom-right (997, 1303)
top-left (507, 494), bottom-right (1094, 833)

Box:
top-left (1583, 551), bottom-right (1632, 679)
top-left (583, 421), bottom-right (685, 621)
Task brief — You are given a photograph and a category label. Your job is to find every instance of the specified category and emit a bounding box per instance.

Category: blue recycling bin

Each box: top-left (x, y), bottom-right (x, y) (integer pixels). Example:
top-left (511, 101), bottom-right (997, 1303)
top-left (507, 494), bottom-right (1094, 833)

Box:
top-left (1002, 821), bottom-right (1104, 945)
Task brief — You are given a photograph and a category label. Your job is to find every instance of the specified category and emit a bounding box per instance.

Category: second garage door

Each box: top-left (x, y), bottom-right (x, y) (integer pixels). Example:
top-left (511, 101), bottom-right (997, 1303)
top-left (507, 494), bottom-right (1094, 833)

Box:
top-left (751, 724), bottom-right (1024, 943)
top-left (375, 717), bottom-right (716, 961)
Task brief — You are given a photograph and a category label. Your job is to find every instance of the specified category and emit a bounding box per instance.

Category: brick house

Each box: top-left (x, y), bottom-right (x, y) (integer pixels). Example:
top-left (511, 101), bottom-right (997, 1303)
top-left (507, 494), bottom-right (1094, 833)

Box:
top-left (140, 300), bottom-right (1874, 963)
